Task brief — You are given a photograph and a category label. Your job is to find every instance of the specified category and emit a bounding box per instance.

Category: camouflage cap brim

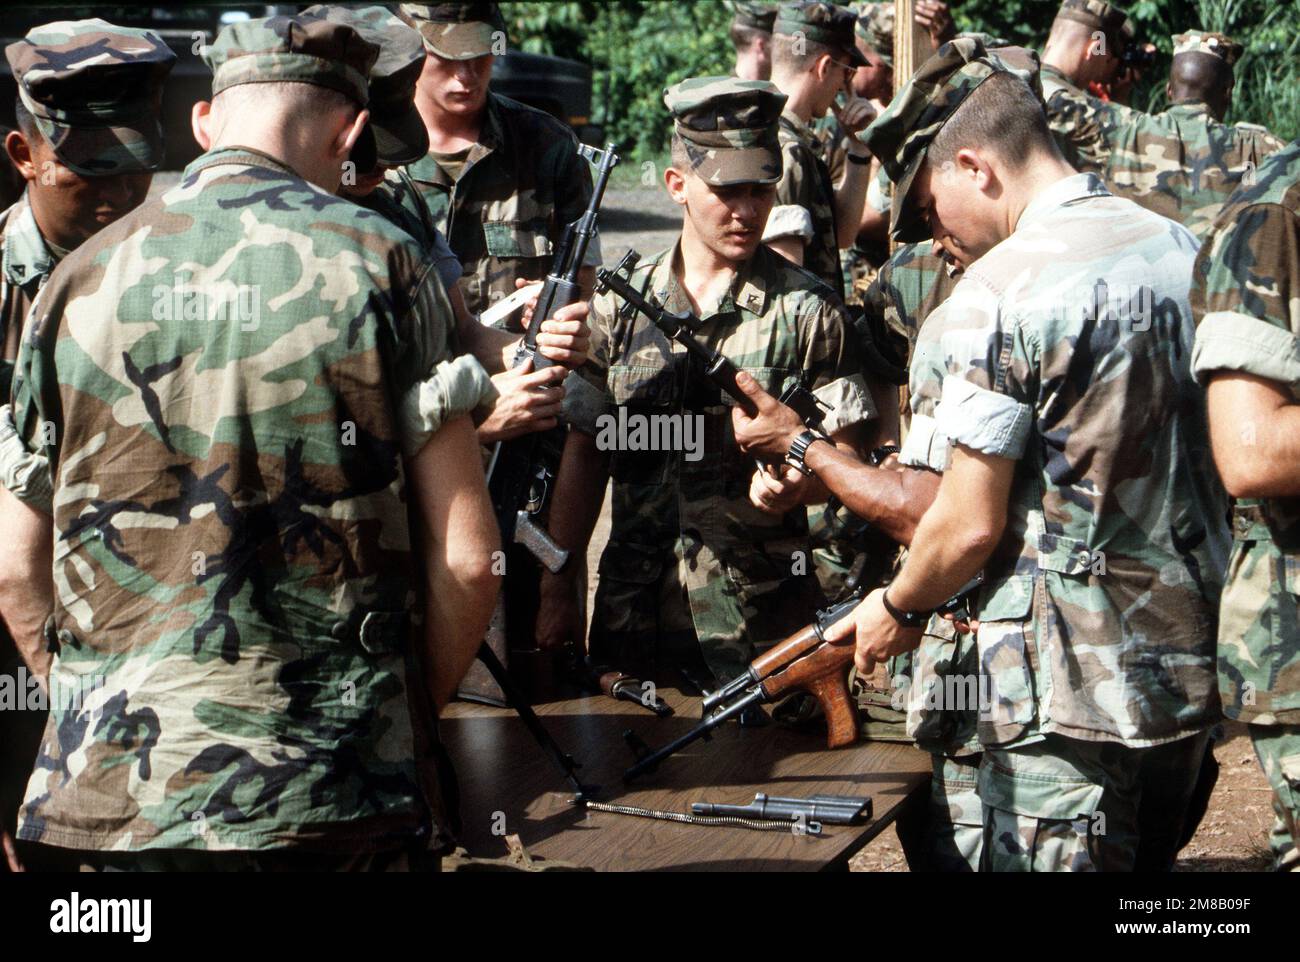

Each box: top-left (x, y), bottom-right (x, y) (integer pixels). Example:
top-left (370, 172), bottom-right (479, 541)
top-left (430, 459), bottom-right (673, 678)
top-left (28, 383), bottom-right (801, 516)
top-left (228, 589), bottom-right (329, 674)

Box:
top-left (205, 17), bottom-right (377, 105)
top-left (412, 19), bottom-right (499, 59)
top-left (688, 141), bottom-right (783, 186)
top-left (888, 149), bottom-right (928, 243)
top-left (666, 75), bottom-right (786, 186)
top-left (6, 17), bottom-right (176, 176)
top-left (775, 2), bottom-right (869, 67)
top-left (371, 102), bottom-right (428, 165)
top-left (27, 100), bottom-right (165, 176)
top-left (300, 5), bottom-right (428, 164)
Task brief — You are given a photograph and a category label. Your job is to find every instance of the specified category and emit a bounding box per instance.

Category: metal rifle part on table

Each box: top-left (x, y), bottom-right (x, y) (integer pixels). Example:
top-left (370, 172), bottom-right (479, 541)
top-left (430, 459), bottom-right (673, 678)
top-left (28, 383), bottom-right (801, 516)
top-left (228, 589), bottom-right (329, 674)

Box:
top-left (475, 643), bottom-right (599, 802)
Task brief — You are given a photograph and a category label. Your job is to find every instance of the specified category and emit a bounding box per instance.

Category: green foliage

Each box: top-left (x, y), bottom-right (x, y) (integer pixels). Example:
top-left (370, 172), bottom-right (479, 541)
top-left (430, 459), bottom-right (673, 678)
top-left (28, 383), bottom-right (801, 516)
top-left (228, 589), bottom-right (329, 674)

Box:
top-left (503, 0), bottom-right (735, 161)
top-left (953, 0), bottom-right (1299, 139)
top-left (502, 0), bottom-right (1299, 157)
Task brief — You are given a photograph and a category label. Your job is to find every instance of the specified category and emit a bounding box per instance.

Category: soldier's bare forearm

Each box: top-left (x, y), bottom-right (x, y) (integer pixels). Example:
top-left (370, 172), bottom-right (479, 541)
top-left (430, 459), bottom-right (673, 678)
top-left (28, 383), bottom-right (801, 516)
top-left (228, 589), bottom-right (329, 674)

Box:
top-left (455, 317), bottom-right (518, 376)
top-left (834, 156), bottom-right (871, 249)
top-left (887, 445), bottom-right (1012, 611)
top-left (409, 416), bottom-right (502, 710)
top-left (803, 442), bottom-right (940, 545)
top-left (1207, 374), bottom-right (1300, 498)
top-left (0, 486), bottom-right (53, 679)
top-left (857, 204), bottom-right (889, 247)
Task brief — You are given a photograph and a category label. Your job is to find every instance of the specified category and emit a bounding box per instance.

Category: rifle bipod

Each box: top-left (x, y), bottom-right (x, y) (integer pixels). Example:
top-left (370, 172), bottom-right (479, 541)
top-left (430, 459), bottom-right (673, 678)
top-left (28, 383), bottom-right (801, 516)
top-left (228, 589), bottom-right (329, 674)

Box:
top-left (475, 643), bottom-right (600, 802)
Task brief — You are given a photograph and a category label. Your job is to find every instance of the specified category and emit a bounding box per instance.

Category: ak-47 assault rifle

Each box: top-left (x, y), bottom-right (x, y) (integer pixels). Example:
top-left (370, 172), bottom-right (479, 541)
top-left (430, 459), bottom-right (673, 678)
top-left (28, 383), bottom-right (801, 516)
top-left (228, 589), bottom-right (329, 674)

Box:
top-left (486, 142), bottom-right (620, 574)
top-left (594, 250), bottom-right (829, 431)
top-left (622, 575), bottom-right (982, 782)
top-left (459, 144), bottom-right (619, 796)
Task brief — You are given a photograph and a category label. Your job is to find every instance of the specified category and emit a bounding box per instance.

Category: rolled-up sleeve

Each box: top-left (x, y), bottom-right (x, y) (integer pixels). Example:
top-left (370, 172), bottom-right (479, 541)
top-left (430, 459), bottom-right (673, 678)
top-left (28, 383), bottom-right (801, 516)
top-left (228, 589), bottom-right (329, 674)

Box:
top-left (1191, 202), bottom-right (1300, 389)
top-left (0, 403), bottom-right (51, 512)
top-left (1193, 312), bottom-right (1300, 387)
top-left (930, 275), bottom-right (1036, 460)
top-left (399, 354), bottom-right (496, 457)
top-left (933, 374), bottom-right (1032, 459)
top-left (763, 205), bottom-right (815, 242)
top-left (394, 261), bottom-right (497, 456)
top-left (815, 374), bottom-right (875, 435)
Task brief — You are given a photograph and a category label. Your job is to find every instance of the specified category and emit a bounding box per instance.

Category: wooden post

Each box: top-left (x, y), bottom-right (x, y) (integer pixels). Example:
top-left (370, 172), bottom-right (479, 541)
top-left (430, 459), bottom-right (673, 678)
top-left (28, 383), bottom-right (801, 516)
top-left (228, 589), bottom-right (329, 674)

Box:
top-left (892, 1), bottom-right (928, 432)
top-left (892, 0), bottom-right (932, 92)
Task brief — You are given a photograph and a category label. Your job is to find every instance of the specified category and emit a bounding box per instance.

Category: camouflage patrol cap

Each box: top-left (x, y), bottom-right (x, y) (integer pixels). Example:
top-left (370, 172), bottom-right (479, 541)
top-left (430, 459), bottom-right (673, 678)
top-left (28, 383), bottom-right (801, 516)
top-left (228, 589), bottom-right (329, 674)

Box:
top-left (731, 2), bottom-right (779, 33)
top-left (665, 76), bottom-right (787, 185)
top-left (856, 2), bottom-right (895, 70)
top-left (1172, 30), bottom-right (1243, 66)
top-left (862, 36), bottom-right (1042, 242)
top-left (5, 18), bottom-right (176, 177)
top-left (304, 5), bottom-right (428, 165)
top-left (1052, 0), bottom-right (1135, 48)
top-left (204, 14), bottom-right (378, 106)
top-left (774, 2), bottom-right (870, 67)
top-left (400, 3), bottom-right (506, 60)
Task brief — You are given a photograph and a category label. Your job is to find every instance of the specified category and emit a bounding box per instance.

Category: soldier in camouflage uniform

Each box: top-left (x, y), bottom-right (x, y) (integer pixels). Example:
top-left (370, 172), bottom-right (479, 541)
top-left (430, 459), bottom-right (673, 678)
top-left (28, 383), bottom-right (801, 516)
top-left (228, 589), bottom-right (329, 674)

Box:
top-left (820, 3), bottom-right (958, 306)
top-left (314, 4), bottom-right (590, 449)
top-left (535, 77), bottom-right (874, 689)
top-left (734, 40), bottom-right (1046, 874)
top-left (764, 3), bottom-right (876, 603)
top-left (0, 18), bottom-right (174, 874)
top-left (1039, 0), bottom-right (1144, 176)
top-left (823, 38), bottom-right (1230, 871)
top-left (0, 14), bottom-right (500, 870)
top-left (729, 2), bottom-right (778, 82)
top-left (0, 20), bottom-right (175, 406)
top-left (398, 2), bottom-right (600, 323)
top-left (1105, 31), bottom-right (1288, 240)
top-left (764, 1), bottom-right (873, 302)
top-left (1191, 141), bottom-right (1300, 871)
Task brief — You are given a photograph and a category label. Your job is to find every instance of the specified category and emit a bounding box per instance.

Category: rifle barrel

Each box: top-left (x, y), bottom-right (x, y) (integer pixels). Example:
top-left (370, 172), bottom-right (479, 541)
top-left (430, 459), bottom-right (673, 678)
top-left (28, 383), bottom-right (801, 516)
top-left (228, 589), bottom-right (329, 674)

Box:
top-left (623, 685), bottom-right (765, 782)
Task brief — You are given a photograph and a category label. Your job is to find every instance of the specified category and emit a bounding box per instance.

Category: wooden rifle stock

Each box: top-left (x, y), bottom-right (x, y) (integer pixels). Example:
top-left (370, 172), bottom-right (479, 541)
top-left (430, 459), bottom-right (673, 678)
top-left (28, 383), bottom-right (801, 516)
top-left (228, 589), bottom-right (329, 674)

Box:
top-left (756, 627), bottom-right (860, 749)
top-left (625, 576), bottom-right (984, 780)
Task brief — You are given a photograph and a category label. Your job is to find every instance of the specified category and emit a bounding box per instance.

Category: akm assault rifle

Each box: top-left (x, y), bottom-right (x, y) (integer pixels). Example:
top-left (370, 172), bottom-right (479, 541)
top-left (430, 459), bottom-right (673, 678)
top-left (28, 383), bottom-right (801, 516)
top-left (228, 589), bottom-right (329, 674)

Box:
top-left (486, 142), bottom-right (620, 573)
top-left (463, 143), bottom-right (619, 798)
top-left (594, 250), bottom-right (829, 431)
top-left (623, 575), bottom-right (982, 782)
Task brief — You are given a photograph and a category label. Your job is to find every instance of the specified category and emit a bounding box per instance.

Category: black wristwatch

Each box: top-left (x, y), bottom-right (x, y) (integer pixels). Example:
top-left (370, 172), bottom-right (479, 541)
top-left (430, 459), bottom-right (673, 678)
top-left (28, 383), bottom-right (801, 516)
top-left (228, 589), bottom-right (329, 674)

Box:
top-left (784, 429), bottom-right (830, 476)
top-left (868, 444), bottom-right (900, 466)
top-left (880, 586), bottom-right (932, 629)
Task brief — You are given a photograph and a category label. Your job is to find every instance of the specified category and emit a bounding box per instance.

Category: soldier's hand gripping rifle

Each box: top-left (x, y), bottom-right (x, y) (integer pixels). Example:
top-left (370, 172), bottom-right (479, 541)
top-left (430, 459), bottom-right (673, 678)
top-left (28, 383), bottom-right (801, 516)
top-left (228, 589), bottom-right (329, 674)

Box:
top-left (622, 575), bottom-right (983, 782)
top-left (594, 250), bottom-right (829, 438)
top-left (485, 143), bottom-right (620, 574)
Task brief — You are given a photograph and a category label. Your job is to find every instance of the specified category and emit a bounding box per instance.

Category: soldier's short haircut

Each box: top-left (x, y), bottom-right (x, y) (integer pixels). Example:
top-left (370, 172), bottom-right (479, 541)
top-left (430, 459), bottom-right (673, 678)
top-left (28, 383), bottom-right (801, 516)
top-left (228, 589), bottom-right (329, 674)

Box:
top-left (213, 80), bottom-right (355, 121)
top-left (1168, 50), bottom-right (1233, 105)
top-left (928, 71), bottom-right (1060, 173)
top-left (771, 30), bottom-right (831, 73)
top-left (13, 97), bottom-right (41, 143)
top-left (730, 23), bottom-right (767, 52)
top-left (669, 132), bottom-right (690, 173)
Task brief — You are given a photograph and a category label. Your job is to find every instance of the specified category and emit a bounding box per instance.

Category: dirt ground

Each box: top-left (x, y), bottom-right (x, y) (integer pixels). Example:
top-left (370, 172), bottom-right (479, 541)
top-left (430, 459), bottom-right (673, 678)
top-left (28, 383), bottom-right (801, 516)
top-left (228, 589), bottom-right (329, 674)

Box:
top-left (593, 183), bottom-right (1278, 873)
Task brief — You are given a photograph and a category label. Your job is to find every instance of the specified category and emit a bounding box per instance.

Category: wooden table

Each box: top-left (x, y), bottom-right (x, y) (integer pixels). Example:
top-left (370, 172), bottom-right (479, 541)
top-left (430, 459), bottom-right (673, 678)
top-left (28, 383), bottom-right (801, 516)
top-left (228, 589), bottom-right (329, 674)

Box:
top-left (440, 682), bottom-right (932, 871)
